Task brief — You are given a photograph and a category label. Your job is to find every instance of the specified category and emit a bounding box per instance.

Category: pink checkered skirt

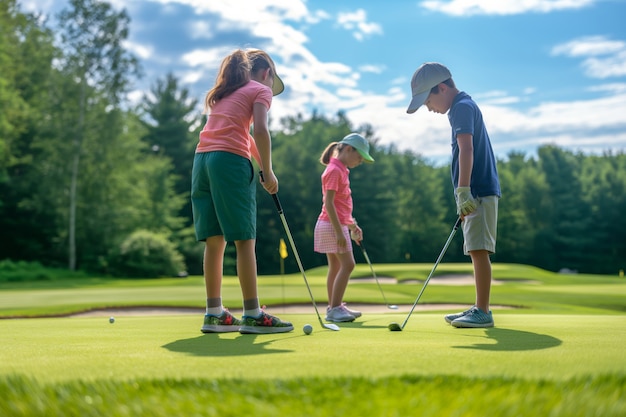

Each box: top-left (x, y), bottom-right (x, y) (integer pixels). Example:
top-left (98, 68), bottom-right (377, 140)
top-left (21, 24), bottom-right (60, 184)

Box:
top-left (314, 219), bottom-right (353, 254)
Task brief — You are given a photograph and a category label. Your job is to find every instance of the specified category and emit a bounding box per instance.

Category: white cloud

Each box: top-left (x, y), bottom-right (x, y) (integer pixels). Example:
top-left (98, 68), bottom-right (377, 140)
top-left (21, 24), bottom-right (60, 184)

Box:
top-left (551, 36), bottom-right (625, 56)
top-left (148, 0), bottom-right (311, 23)
top-left (187, 21), bottom-right (214, 40)
top-left (31, 0), bottom-right (625, 165)
top-left (122, 40), bottom-right (153, 60)
top-left (21, 0), bottom-right (55, 12)
top-left (336, 86), bottom-right (626, 164)
top-left (181, 48), bottom-right (233, 69)
top-left (336, 9), bottom-right (383, 41)
top-left (581, 51), bottom-right (626, 78)
top-left (180, 69), bottom-right (205, 86)
top-left (359, 64), bottom-right (386, 74)
top-left (552, 36), bottom-right (626, 78)
top-left (587, 83), bottom-right (626, 93)
top-left (473, 90), bottom-right (523, 105)
top-left (420, 0), bottom-right (596, 16)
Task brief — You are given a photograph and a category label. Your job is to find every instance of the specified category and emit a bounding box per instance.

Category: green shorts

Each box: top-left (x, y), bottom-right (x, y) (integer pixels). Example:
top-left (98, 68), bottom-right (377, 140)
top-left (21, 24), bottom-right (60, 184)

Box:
top-left (462, 195), bottom-right (498, 255)
top-left (191, 151), bottom-right (256, 242)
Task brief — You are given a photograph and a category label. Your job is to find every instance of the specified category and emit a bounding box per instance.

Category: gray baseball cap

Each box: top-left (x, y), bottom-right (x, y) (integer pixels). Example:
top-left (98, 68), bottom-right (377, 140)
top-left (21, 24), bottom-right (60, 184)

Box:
top-left (339, 133), bottom-right (375, 163)
top-left (406, 62), bottom-right (451, 114)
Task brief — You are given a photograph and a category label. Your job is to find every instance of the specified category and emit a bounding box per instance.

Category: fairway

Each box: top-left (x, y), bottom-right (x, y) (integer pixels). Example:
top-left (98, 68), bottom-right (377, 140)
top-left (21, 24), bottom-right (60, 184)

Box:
top-left (1, 264), bottom-right (625, 416)
top-left (1, 313), bottom-right (624, 382)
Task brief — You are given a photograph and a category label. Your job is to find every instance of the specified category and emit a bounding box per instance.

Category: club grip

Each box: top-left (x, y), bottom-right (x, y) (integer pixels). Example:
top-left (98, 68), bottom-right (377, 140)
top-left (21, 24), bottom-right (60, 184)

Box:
top-left (271, 194), bottom-right (283, 213)
top-left (259, 171), bottom-right (283, 213)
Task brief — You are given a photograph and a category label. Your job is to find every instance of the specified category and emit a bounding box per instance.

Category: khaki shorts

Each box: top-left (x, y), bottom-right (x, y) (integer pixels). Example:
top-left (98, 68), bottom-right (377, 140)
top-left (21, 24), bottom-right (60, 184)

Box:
top-left (462, 195), bottom-right (498, 255)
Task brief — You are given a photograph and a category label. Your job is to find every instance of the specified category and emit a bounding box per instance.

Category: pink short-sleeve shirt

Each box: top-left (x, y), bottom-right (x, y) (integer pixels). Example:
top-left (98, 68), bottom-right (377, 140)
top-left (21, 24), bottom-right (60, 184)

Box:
top-left (317, 158), bottom-right (354, 225)
top-left (196, 80), bottom-right (272, 166)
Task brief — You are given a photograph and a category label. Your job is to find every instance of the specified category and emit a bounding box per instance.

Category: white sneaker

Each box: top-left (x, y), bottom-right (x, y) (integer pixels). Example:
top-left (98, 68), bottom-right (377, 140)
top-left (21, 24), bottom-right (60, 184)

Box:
top-left (325, 305), bottom-right (356, 322)
top-left (451, 307), bottom-right (494, 328)
top-left (444, 306), bottom-right (475, 324)
top-left (341, 303), bottom-right (362, 318)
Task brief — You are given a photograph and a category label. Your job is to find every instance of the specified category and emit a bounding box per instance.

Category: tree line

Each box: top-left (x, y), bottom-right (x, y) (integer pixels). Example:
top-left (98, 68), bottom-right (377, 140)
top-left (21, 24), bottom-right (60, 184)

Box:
top-left (1, 0), bottom-right (624, 277)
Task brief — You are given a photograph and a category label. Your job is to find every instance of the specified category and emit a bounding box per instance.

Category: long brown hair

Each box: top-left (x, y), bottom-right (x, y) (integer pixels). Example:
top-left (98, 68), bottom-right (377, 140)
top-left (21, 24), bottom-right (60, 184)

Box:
top-left (319, 142), bottom-right (348, 165)
top-left (203, 49), bottom-right (277, 113)
top-left (203, 50), bottom-right (249, 112)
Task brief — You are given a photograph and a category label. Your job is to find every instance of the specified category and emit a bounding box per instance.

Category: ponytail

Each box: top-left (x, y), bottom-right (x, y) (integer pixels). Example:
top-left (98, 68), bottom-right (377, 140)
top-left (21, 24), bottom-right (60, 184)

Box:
top-left (319, 142), bottom-right (340, 165)
top-left (203, 50), bottom-right (251, 112)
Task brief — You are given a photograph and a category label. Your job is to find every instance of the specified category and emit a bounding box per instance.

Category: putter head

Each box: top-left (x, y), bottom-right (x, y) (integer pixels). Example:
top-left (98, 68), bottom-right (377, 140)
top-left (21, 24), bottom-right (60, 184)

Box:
top-left (388, 305), bottom-right (399, 310)
top-left (388, 322), bottom-right (402, 332)
top-left (324, 323), bottom-right (340, 331)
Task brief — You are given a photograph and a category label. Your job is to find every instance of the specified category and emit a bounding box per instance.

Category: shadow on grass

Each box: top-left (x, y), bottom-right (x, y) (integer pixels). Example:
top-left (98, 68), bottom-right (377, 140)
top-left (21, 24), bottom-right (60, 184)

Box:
top-left (452, 327), bottom-right (562, 351)
top-left (338, 321), bottom-right (389, 329)
top-left (162, 334), bottom-right (295, 357)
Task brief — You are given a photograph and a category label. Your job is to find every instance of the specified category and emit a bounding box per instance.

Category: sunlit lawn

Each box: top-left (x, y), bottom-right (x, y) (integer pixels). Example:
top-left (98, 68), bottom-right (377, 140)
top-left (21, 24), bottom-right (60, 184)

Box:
top-left (1, 263), bottom-right (625, 416)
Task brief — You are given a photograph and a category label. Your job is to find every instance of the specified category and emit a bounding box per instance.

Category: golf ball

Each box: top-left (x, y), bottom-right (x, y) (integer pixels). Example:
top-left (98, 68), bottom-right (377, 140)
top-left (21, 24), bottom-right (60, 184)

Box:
top-left (109, 316), bottom-right (115, 324)
top-left (303, 324), bottom-right (313, 335)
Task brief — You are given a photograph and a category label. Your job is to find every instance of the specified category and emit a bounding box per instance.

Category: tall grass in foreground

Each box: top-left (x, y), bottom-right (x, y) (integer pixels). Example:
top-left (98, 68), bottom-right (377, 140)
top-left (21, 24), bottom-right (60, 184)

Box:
top-left (2, 374), bottom-right (624, 417)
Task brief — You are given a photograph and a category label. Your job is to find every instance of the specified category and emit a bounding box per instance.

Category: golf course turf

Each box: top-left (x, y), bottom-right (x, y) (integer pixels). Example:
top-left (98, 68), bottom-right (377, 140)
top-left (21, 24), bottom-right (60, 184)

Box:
top-left (1, 263), bottom-right (624, 416)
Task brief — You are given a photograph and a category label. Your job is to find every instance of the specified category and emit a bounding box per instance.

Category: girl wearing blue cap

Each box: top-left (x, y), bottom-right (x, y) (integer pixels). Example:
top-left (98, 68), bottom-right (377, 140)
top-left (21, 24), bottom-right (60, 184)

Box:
top-left (314, 133), bottom-right (375, 323)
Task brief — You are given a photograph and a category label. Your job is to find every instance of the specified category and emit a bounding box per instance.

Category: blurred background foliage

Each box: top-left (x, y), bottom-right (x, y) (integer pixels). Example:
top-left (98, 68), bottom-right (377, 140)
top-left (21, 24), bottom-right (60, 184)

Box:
top-left (1, 0), bottom-right (624, 277)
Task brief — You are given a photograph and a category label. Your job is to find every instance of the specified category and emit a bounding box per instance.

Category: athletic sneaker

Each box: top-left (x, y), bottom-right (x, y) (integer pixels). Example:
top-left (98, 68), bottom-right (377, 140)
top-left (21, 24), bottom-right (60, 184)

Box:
top-left (325, 305), bottom-right (356, 323)
top-left (201, 310), bottom-right (242, 333)
top-left (444, 306), bottom-right (475, 324)
top-left (341, 303), bottom-right (362, 318)
top-left (451, 307), bottom-right (494, 328)
top-left (239, 311), bottom-right (294, 334)
top-left (326, 303), bottom-right (362, 319)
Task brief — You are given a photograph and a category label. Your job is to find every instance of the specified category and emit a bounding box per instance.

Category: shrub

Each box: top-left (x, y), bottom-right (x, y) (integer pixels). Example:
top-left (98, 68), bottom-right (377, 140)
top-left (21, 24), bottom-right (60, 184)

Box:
top-left (174, 226), bottom-right (205, 276)
top-left (0, 259), bottom-right (84, 282)
top-left (112, 230), bottom-right (186, 278)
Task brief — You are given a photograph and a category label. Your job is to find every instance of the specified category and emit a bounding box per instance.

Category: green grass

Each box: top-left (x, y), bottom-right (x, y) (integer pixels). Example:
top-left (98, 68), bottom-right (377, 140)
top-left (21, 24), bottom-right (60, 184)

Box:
top-left (1, 263), bottom-right (624, 317)
top-left (2, 375), bottom-right (624, 417)
top-left (1, 263), bottom-right (625, 416)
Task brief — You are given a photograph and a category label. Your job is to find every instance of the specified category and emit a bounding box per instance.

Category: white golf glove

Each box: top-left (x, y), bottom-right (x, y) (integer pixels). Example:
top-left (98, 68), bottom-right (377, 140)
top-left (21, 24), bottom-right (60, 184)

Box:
top-left (350, 226), bottom-right (363, 242)
top-left (455, 187), bottom-right (478, 216)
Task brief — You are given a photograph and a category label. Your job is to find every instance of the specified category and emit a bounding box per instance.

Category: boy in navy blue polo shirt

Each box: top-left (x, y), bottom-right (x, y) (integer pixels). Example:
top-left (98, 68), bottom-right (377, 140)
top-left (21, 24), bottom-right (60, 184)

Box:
top-left (407, 62), bottom-right (501, 328)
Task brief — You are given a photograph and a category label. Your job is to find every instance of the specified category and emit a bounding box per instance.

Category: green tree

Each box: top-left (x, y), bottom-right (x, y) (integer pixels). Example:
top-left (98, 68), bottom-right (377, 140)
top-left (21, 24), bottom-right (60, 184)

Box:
top-left (140, 72), bottom-right (198, 204)
top-left (494, 152), bottom-right (546, 265)
top-left (0, 0), bottom-right (28, 179)
top-left (580, 152), bottom-right (626, 274)
top-left (139, 73), bottom-right (203, 274)
top-left (0, 0), bottom-right (60, 262)
top-left (381, 148), bottom-right (448, 263)
top-left (57, 0), bottom-right (140, 270)
top-left (536, 146), bottom-right (592, 271)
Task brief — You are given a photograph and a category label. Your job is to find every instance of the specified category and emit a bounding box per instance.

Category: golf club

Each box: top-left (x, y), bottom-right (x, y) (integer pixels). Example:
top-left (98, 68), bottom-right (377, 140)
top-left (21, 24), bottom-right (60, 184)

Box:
top-left (388, 217), bottom-right (462, 332)
top-left (260, 172), bottom-right (340, 332)
top-left (359, 240), bottom-right (398, 310)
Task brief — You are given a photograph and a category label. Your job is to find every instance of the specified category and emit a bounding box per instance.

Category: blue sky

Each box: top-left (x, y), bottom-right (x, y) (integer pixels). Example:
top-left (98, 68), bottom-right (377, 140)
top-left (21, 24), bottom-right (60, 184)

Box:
top-left (28, 0), bottom-right (626, 165)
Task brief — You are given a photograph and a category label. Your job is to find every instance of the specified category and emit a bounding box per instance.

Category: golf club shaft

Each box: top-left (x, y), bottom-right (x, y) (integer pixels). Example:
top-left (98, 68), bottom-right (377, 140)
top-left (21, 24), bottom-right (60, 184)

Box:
top-left (259, 172), bottom-right (332, 329)
top-left (272, 196), bottom-right (328, 329)
top-left (400, 217), bottom-right (462, 329)
top-left (360, 242), bottom-right (393, 308)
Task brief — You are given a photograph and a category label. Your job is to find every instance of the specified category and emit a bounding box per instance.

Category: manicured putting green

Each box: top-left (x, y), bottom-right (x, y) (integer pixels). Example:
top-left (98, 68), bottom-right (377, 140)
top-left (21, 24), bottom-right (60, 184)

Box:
top-left (1, 313), bottom-right (624, 383)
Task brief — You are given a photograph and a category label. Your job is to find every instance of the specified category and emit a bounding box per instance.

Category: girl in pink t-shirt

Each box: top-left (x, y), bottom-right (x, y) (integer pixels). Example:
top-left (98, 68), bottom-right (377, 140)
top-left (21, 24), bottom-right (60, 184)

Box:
top-left (191, 49), bottom-right (292, 334)
top-left (314, 133), bottom-right (374, 323)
